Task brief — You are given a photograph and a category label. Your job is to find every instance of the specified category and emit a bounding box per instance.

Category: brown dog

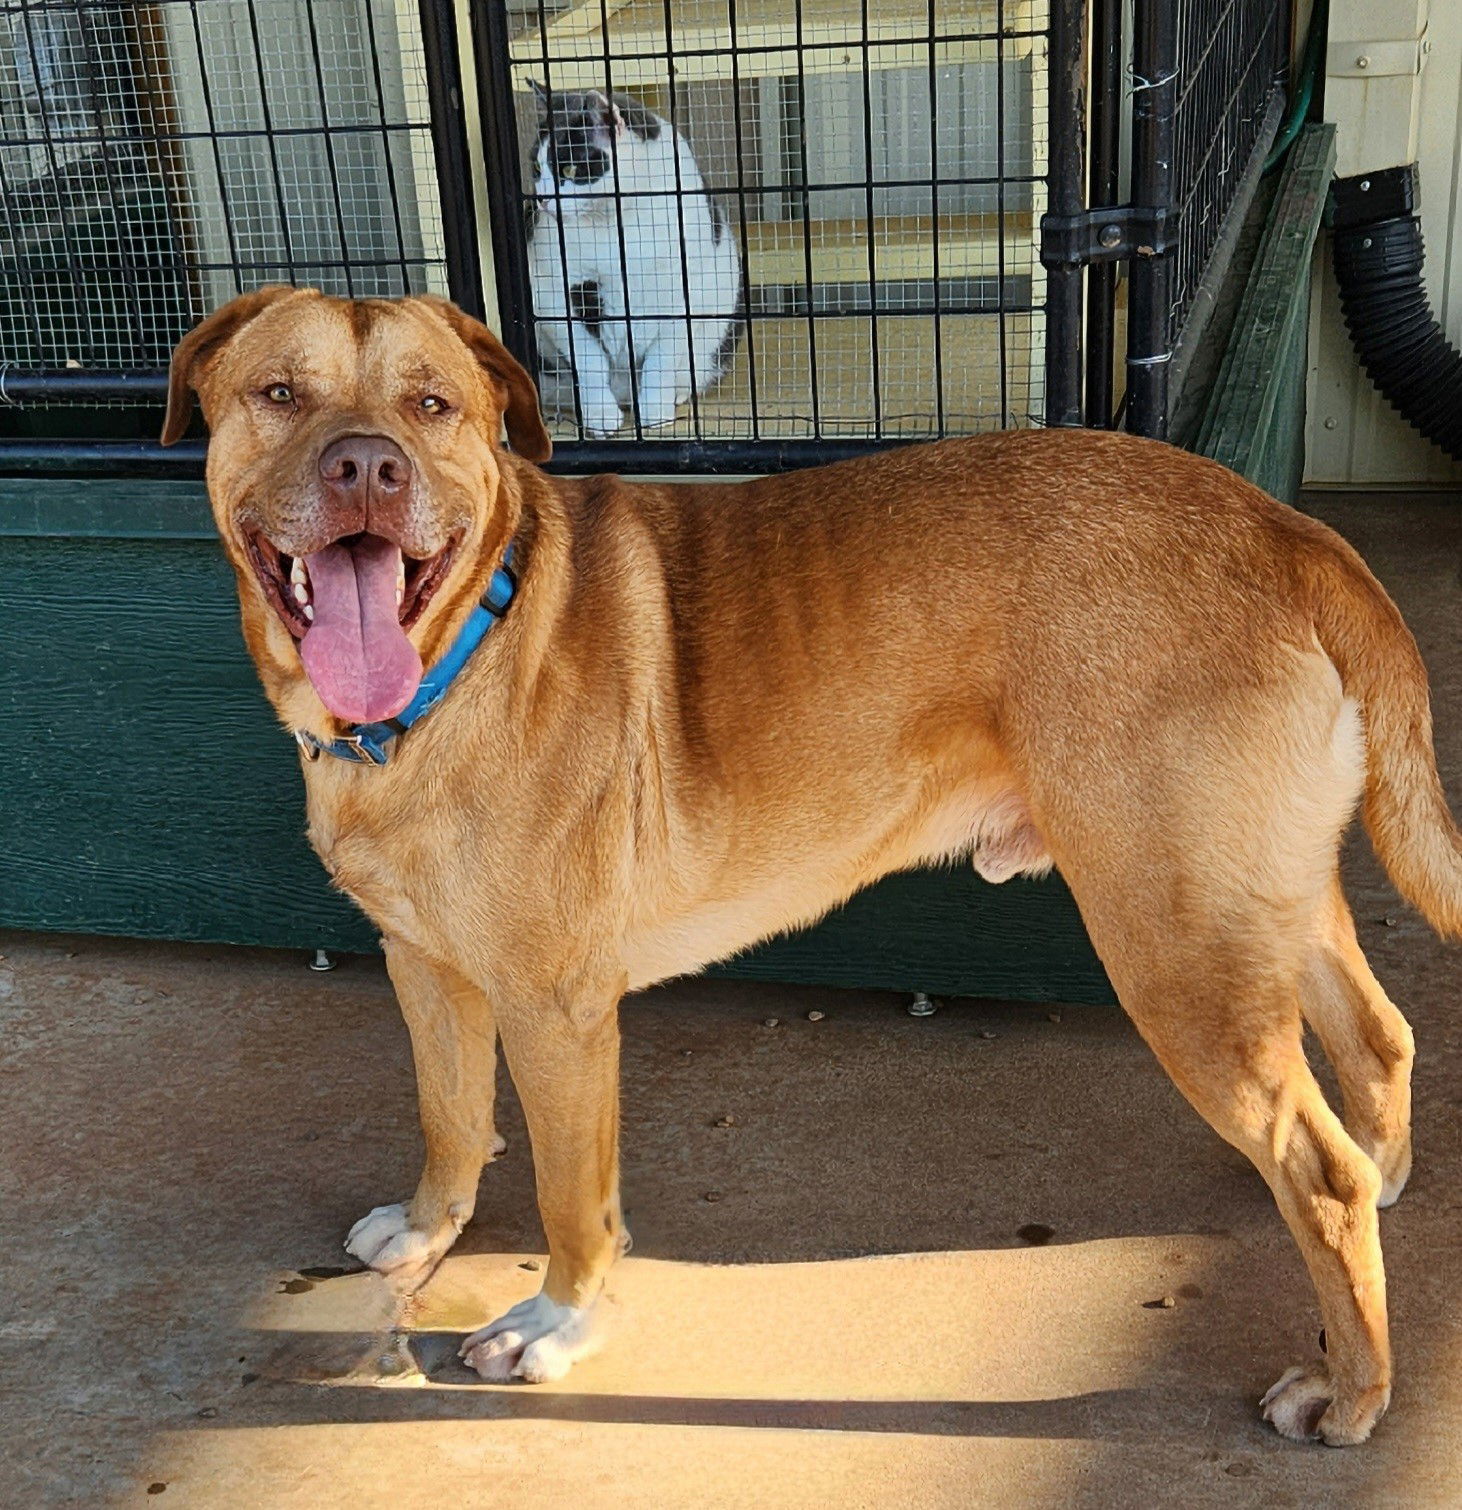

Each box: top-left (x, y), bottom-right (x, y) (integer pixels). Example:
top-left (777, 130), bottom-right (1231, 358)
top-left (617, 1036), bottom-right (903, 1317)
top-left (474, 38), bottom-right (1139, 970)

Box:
top-left (165, 287), bottom-right (1456, 1444)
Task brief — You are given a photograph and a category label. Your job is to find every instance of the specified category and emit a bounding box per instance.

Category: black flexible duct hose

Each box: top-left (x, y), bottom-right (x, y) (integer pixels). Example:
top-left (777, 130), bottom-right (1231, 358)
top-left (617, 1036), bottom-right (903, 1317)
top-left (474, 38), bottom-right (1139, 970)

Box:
top-left (1331, 166), bottom-right (1462, 462)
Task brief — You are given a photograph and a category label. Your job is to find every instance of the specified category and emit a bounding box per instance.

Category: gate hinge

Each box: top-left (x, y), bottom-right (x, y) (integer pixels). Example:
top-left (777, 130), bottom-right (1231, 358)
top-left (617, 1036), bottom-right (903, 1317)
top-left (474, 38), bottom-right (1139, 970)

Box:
top-left (1039, 205), bottom-right (1175, 269)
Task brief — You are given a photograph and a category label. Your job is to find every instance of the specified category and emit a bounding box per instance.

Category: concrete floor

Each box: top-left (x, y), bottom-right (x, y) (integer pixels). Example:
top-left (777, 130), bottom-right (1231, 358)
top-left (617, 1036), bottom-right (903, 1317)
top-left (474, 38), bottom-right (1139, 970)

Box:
top-left (4, 494), bottom-right (1462, 1509)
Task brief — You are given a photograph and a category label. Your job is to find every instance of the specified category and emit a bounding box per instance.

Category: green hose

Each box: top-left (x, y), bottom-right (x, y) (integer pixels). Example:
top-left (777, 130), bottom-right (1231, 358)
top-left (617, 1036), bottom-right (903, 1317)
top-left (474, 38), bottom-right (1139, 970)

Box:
top-left (1264, 0), bottom-right (1328, 174)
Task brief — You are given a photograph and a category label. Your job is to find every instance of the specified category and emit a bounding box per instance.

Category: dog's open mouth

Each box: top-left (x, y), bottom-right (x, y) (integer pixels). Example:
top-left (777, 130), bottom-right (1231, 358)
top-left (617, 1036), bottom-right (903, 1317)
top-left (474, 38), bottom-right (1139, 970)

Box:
top-left (249, 531), bottom-right (457, 724)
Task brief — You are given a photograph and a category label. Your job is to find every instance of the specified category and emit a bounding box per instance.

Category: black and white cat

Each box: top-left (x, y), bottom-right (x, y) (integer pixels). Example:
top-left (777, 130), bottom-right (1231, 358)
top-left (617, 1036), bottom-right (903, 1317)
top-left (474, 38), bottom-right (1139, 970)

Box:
top-left (527, 83), bottom-right (743, 436)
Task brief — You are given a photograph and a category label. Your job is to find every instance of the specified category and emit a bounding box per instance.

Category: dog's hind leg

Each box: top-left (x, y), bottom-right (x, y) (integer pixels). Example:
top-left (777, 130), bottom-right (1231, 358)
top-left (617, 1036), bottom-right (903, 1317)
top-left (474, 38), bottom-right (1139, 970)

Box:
top-left (1301, 879), bottom-right (1415, 1207)
top-left (1136, 955), bottom-right (1387, 1443)
top-left (344, 938), bottom-right (503, 1290)
top-left (1030, 658), bottom-right (1391, 1442)
top-left (1059, 848), bottom-right (1392, 1444)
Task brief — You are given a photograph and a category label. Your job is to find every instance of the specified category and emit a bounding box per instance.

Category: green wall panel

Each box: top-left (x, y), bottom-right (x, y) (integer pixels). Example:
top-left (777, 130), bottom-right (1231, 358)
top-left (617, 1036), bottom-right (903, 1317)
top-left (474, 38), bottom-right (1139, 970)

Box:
top-left (1, 530), bottom-right (377, 954)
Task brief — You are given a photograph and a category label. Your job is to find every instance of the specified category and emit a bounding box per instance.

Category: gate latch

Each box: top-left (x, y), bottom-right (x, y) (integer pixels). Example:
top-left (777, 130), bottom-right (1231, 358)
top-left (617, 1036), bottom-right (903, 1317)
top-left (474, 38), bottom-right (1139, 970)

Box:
top-left (1039, 205), bottom-right (1174, 269)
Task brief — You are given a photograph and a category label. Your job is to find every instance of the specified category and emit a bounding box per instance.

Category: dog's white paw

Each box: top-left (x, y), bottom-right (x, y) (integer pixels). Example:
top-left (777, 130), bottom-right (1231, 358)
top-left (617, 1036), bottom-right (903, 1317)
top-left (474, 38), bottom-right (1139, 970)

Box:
top-left (1260, 1363), bottom-right (1386, 1446)
top-left (458, 1291), bottom-right (602, 1383)
top-left (1261, 1364), bottom-right (1333, 1441)
top-left (345, 1202), bottom-right (464, 1288)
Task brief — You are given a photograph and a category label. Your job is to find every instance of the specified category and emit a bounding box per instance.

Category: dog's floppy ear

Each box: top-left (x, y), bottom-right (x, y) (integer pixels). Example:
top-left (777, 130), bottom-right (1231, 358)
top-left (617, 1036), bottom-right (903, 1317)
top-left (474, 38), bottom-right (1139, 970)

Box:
top-left (161, 286), bottom-right (300, 445)
top-left (416, 297), bottom-right (553, 464)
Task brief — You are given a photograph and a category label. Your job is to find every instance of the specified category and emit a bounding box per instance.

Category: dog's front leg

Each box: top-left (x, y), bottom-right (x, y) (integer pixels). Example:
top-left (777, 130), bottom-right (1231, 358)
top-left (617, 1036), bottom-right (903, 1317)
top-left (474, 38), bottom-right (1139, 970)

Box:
top-left (345, 938), bottom-right (504, 1289)
top-left (459, 983), bottom-right (623, 1383)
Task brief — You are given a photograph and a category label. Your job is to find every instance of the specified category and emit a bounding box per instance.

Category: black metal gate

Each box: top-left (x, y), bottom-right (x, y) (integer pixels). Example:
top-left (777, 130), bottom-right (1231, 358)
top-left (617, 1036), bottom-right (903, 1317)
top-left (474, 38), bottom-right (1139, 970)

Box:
top-left (0, 0), bottom-right (1292, 475)
top-left (1045, 0), bottom-right (1290, 437)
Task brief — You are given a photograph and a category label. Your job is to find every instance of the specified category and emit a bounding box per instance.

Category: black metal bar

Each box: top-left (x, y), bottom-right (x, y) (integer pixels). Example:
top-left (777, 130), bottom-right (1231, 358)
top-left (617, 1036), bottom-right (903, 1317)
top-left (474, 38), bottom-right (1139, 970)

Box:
top-left (0, 255), bottom-right (445, 275)
top-left (185, 0), bottom-right (247, 301)
top-left (359, 0), bottom-right (414, 291)
top-left (473, 0), bottom-right (538, 375)
top-left (1, 371), bottom-right (169, 404)
top-left (0, 122), bottom-right (440, 150)
top-left (438, 172), bottom-right (1050, 199)
top-left (1126, 0), bottom-right (1179, 439)
top-left (924, 0), bottom-right (945, 433)
top-left (660, 0), bottom-right (703, 437)
top-left (0, 435), bottom-right (917, 480)
top-left (1043, 0), bottom-right (1086, 427)
top-left (418, 0), bottom-right (487, 317)
top-left (482, 27), bottom-right (1047, 70)
top-left (0, 137), bottom-right (1041, 190)
top-left (0, 440), bottom-right (208, 476)
top-left (859, 0), bottom-right (883, 437)
top-left (545, 297), bottom-right (1039, 321)
top-left (994, 0), bottom-right (1009, 424)
top-left (547, 437), bottom-right (924, 474)
top-left (241, 0), bottom-right (302, 282)
top-left (533, 0), bottom-right (589, 437)
top-left (790, 0), bottom-right (823, 439)
top-left (1084, 0), bottom-right (1121, 427)
top-left (725, 0), bottom-right (762, 442)
top-left (594, 0), bottom-right (645, 442)
top-left (301, 0), bottom-right (359, 297)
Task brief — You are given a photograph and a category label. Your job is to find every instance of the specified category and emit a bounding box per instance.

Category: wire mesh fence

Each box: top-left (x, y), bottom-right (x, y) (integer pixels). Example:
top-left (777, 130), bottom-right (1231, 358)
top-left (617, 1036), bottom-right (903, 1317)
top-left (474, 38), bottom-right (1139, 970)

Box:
top-left (1168, 0), bottom-right (1288, 347)
top-left (0, 0), bottom-right (1294, 467)
top-left (1122, 0), bottom-right (1289, 436)
top-left (0, 0), bottom-right (450, 389)
top-left (494, 0), bottom-right (1052, 450)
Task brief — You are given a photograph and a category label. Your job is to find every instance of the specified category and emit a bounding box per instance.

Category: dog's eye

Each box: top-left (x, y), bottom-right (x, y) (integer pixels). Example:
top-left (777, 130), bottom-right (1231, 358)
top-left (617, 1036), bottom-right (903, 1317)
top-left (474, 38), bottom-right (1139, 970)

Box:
top-left (419, 394), bottom-right (450, 416)
top-left (264, 383), bottom-right (294, 405)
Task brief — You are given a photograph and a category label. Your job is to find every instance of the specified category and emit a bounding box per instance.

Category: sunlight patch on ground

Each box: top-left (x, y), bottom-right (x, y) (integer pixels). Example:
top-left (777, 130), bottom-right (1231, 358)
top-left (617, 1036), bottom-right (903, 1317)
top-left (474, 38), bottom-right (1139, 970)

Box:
top-left (242, 1238), bottom-right (1230, 1400)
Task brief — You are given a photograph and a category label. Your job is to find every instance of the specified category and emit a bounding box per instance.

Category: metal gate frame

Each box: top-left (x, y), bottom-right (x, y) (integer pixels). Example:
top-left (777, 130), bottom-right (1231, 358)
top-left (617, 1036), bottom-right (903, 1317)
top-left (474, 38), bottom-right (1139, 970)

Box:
top-left (1043, 0), bottom-right (1292, 439)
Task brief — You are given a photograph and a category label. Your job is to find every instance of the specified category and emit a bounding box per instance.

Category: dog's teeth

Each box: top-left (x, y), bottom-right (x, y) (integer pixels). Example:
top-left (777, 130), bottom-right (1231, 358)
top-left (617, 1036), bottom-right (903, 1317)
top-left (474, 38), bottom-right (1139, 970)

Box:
top-left (293, 582), bottom-right (310, 606)
top-left (290, 558), bottom-right (307, 587)
top-left (303, 603), bottom-right (314, 622)
top-left (396, 556), bottom-right (406, 604)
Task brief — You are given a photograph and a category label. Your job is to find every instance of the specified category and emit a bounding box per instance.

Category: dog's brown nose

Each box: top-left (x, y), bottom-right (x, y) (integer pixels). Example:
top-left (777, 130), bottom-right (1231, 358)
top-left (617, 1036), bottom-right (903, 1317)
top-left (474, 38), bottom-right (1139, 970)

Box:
top-left (318, 434), bottom-right (412, 511)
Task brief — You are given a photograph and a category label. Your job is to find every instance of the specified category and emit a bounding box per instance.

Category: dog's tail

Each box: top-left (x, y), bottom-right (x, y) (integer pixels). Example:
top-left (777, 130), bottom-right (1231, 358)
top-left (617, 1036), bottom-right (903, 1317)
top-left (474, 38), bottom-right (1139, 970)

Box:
top-left (1306, 526), bottom-right (1462, 937)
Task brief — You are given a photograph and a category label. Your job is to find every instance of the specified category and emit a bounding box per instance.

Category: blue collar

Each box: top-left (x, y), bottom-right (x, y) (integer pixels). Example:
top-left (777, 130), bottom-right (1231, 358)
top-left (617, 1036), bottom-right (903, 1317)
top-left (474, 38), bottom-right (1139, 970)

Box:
top-left (294, 542), bottom-right (517, 767)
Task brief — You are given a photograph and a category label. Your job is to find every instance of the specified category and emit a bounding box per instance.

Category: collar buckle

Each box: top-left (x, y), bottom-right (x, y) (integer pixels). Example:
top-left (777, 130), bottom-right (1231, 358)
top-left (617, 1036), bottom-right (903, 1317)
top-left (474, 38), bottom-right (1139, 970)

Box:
top-left (332, 732), bottom-right (390, 766)
top-left (295, 728), bottom-right (390, 766)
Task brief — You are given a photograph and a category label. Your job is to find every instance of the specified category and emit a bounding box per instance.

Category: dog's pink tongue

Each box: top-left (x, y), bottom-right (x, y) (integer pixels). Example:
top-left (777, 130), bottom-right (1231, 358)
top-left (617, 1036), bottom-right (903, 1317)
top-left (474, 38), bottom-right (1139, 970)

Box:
top-left (300, 536), bottom-right (422, 723)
